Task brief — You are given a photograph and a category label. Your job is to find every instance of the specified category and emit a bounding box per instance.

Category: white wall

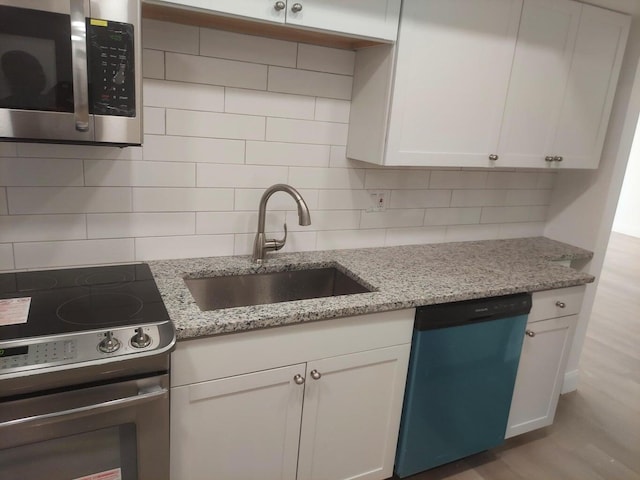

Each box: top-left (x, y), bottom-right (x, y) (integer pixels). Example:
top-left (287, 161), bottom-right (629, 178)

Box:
top-left (612, 119), bottom-right (640, 237)
top-left (0, 19), bottom-right (555, 272)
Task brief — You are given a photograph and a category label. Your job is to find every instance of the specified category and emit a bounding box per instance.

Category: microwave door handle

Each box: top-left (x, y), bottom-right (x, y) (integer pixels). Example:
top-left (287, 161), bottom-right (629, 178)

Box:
top-left (70, 0), bottom-right (90, 132)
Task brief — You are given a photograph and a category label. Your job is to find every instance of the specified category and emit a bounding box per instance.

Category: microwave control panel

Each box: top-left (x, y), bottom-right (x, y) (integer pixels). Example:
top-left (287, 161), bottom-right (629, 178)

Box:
top-left (87, 18), bottom-right (136, 117)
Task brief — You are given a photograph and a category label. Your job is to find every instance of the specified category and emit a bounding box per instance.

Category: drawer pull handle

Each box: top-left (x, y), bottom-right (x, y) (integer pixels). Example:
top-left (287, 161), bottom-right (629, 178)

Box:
top-left (310, 369), bottom-right (322, 380)
top-left (525, 330), bottom-right (536, 338)
top-left (556, 301), bottom-right (566, 308)
top-left (293, 374), bottom-right (305, 385)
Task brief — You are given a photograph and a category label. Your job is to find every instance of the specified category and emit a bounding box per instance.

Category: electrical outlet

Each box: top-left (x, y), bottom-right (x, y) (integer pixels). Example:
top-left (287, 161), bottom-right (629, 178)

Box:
top-left (367, 190), bottom-right (387, 212)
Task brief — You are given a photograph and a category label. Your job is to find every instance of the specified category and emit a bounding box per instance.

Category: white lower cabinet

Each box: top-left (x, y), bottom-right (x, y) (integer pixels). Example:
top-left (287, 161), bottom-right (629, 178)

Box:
top-left (506, 286), bottom-right (585, 438)
top-left (170, 310), bottom-right (414, 480)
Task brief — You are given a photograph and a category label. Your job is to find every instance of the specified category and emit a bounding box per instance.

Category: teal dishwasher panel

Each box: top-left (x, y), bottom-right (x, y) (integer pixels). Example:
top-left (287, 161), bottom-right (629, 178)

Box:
top-left (395, 296), bottom-right (529, 478)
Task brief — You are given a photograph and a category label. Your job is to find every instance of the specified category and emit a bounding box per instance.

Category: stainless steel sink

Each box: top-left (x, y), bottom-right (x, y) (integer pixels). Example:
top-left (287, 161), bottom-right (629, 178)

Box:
top-left (184, 266), bottom-right (373, 311)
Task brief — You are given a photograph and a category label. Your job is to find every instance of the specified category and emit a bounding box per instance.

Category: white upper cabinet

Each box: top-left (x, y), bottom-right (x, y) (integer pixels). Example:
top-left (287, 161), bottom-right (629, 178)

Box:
top-left (347, 0), bottom-right (630, 169)
top-left (498, 0), bottom-right (630, 168)
top-left (146, 0), bottom-right (401, 41)
top-left (384, 0), bottom-right (523, 167)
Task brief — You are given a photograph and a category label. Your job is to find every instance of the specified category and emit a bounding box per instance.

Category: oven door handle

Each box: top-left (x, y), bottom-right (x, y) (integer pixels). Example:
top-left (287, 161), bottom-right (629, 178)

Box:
top-left (0, 387), bottom-right (168, 429)
top-left (70, 0), bottom-right (90, 132)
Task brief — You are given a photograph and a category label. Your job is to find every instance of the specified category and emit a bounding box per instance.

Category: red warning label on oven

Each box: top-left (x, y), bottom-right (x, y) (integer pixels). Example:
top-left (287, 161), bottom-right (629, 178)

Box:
top-left (73, 468), bottom-right (122, 480)
top-left (0, 297), bottom-right (30, 326)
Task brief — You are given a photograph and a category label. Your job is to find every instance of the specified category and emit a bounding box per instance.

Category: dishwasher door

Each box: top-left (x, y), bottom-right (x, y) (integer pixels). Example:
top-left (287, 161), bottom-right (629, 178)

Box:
top-left (395, 294), bottom-right (530, 478)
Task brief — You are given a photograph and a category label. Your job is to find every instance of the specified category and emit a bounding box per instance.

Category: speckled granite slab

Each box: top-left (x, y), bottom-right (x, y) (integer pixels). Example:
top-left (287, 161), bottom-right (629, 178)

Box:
top-left (148, 237), bottom-right (594, 340)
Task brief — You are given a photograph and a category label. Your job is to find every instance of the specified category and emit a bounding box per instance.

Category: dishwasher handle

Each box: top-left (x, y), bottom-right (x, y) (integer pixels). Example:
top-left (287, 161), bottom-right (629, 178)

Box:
top-left (415, 293), bottom-right (531, 330)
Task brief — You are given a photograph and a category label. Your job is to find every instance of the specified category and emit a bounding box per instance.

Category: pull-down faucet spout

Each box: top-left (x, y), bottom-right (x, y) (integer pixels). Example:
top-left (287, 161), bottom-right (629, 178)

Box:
top-left (252, 184), bottom-right (311, 264)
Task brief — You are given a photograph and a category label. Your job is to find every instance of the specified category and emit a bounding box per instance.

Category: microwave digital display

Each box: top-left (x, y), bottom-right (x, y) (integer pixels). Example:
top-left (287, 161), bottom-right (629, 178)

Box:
top-left (87, 19), bottom-right (136, 118)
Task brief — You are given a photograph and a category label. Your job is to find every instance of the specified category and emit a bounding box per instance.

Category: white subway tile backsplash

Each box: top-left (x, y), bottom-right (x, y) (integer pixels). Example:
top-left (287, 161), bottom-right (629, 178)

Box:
top-left (234, 189), bottom-right (319, 211)
top-left (133, 188), bottom-right (234, 212)
top-left (365, 169), bottom-right (430, 189)
top-left (424, 208), bottom-right (482, 226)
top-left (268, 66), bottom-right (353, 100)
top-left (480, 206), bottom-right (548, 224)
top-left (0, 189), bottom-right (7, 214)
top-left (143, 135), bottom-right (244, 164)
top-left (451, 189), bottom-right (507, 207)
top-left (317, 189), bottom-right (370, 210)
top-left (246, 141), bottom-right (329, 167)
top-left (197, 211), bottom-right (278, 235)
top-left (144, 79), bottom-right (224, 111)
top-left (505, 189), bottom-right (552, 206)
top-left (289, 167), bottom-right (365, 189)
top-left (0, 143), bottom-right (17, 157)
top-left (16, 143), bottom-right (143, 161)
top-left (135, 234), bottom-right (235, 260)
top-left (385, 227), bottom-right (447, 246)
top-left (87, 213), bottom-right (195, 239)
top-left (85, 160), bottom-right (195, 187)
top-left (234, 231), bottom-right (317, 255)
top-left (536, 172), bottom-right (557, 189)
top-left (499, 222), bottom-right (545, 239)
top-left (329, 146), bottom-right (369, 168)
top-left (167, 109), bottom-right (265, 140)
top-left (142, 19), bottom-right (199, 54)
top-left (200, 28), bottom-right (297, 67)
top-left (0, 244), bottom-right (13, 270)
top-left (197, 164), bottom-right (287, 188)
top-left (7, 187), bottom-right (132, 214)
top-left (14, 239), bottom-right (134, 269)
top-left (389, 190), bottom-right (451, 209)
top-left (444, 224), bottom-right (500, 242)
top-left (0, 158), bottom-right (83, 187)
top-left (267, 118), bottom-right (348, 145)
top-left (143, 49), bottom-right (165, 79)
top-left (297, 44), bottom-right (355, 75)
top-left (226, 88), bottom-right (315, 120)
top-left (360, 209), bottom-right (424, 229)
top-left (486, 171), bottom-right (539, 189)
top-left (430, 171), bottom-right (488, 189)
top-left (285, 210), bottom-right (360, 231)
top-left (316, 229), bottom-right (386, 250)
top-left (0, 215), bottom-right (86, 242)
top-left (166, 53), bottom-right (267, 90)
top-left (143, 107), bottom-right (166, 135)
top-left (315, 98), bottom-right (351, 123)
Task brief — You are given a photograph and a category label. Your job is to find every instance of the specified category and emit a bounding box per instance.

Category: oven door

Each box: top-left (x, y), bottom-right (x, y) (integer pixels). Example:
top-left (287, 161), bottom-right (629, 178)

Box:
top-left (0, 0), bottom-right (142, 145)
top-left (0, 374), bottom-right (169, 480)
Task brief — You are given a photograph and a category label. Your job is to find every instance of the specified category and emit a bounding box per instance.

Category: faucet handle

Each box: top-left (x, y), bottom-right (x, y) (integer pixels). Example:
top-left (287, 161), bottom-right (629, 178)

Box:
top-left (266, 223), bottom-right (287, 252)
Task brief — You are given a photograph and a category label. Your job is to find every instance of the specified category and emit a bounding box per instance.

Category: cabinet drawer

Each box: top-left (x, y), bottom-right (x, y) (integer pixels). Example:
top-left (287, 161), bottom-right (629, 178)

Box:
top-left (529, 285), bottom-right (585, 322)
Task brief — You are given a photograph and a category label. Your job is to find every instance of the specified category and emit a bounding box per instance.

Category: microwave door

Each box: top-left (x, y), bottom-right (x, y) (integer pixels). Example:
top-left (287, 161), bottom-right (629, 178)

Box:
top-left (0, 0), bottom-right (94, 143)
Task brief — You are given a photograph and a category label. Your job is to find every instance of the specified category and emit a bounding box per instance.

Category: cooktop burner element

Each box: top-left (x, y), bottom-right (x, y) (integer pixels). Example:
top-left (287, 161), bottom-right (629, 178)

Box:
top-left (0, 263), bottom-right (175, 385)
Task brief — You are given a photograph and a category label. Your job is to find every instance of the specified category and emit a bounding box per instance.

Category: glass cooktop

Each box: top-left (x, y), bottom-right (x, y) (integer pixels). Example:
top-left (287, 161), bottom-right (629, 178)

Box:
top-left (0, 263), bottom-right (169, 341)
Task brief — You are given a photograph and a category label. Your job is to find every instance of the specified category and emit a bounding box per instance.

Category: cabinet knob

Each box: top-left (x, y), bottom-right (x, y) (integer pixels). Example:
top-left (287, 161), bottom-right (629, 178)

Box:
top-left (545, 156), bottom-right (555, 162)
top-left (274, 1), bottom-right (285, 10)
top-left (525, 330), bottom-right (536, 338)
top-left (553, 156), bottom-right (564, 162)
top-left (293, 374), bottom-right (305, 385)
top-left (556, 301), bottom-right (566, 308)
top-left (291, 2), bottom-right (303, 12)
top-left (488, 154), bottom-right (499, 161)
top-left (310, 369), bottom-right (322, 380)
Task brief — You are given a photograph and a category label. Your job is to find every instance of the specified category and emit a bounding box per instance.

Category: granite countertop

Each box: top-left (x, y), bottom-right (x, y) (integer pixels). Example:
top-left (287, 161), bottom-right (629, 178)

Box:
top-left (149, 237), bottom-right (595, 341)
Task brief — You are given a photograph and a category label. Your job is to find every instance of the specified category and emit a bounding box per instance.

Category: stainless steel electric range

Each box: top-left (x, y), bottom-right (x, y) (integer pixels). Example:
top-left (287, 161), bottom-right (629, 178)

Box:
top-left (0, 263), bottom-right (175, 480)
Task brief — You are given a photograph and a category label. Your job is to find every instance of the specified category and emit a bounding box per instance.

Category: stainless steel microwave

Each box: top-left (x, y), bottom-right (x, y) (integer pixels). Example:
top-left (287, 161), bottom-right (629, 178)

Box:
top-left (0, 0), bottom-right (141, 145)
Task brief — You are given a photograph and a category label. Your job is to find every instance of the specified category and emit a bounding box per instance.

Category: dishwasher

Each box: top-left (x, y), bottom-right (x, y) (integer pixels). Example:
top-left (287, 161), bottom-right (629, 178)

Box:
top-left (394, 293), bottom-right (532, 478)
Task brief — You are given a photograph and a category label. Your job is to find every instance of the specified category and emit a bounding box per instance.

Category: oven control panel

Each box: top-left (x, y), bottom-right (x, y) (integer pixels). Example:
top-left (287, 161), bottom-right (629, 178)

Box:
top-left (0, 324), bottom-right (162, 374)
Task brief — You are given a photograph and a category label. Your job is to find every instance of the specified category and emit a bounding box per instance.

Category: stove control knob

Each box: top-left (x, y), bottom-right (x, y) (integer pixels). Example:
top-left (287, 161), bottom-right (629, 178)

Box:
top-left (131, 327), bottom-right (152, 349)
top-left (98, 331), bottom-right (121, 354)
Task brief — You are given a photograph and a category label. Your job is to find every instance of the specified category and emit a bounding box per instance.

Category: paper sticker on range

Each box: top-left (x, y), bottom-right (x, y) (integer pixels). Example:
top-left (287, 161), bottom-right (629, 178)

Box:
top-left (73, 468), bottom-right (122, 480)
top-left (0, 297), bottom-right (31, 326)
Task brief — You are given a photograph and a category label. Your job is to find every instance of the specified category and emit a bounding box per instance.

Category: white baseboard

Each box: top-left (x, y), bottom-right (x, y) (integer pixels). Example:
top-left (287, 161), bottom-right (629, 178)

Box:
top-left (561, 369), bottom-right (579, 394)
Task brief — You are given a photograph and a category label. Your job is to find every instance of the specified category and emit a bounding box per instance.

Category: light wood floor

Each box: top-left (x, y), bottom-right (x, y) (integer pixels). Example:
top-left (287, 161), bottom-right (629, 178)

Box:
top-left (392, 232), bottom-right (640, 480)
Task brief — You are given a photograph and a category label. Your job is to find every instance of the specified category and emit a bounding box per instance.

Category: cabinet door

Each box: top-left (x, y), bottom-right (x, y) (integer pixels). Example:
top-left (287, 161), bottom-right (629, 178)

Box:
top-left (552, 5), bottom-right (630, 168)
top-left (170, 364), bottom-right (305, 480)
top-left (505, 315), bottom-right (576, 438)
top-left (296, 344), bottom-right (411, 480)
top-left (156, 0), bottom-right (286, 23)
top-left (284, 0), bottom-right (401, 41)
top-left (384, 0), bottom-right (522, 167)
top-left (497, 0), bottom-right (581, 168)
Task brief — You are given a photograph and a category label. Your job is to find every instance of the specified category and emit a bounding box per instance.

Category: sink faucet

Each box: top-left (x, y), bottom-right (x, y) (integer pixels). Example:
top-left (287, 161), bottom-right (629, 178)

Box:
top-left (252, 184), bottom-right (311, 264)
